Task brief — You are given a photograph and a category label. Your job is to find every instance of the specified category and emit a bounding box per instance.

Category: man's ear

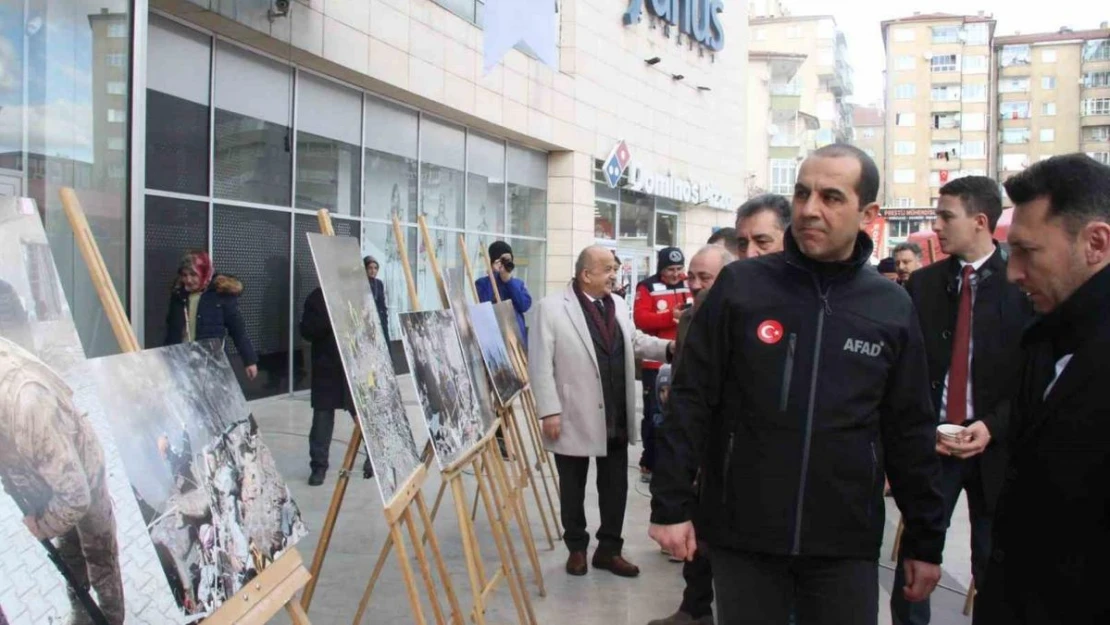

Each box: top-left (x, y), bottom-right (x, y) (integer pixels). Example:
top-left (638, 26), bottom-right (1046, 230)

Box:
top-left (859, 202), bottom-right (880, 230)
top-left (1083, 221), bottom-right (1110, 266)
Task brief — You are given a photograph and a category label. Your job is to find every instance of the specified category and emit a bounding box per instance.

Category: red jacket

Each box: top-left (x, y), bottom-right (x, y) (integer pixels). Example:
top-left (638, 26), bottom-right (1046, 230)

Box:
top-left (633, 275), bottom-right (691, 370)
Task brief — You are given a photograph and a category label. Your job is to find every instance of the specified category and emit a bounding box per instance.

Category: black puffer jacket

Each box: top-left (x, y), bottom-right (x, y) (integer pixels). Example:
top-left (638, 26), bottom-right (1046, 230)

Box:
top-left (652, 229), bottom-right (946, 564)
top-left (165, 274), bottom-right (258, 366)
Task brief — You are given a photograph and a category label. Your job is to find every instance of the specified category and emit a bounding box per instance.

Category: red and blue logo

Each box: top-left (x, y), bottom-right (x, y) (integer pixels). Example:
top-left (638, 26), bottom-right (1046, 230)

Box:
top-left (603, 140), bottom-right (632, 189)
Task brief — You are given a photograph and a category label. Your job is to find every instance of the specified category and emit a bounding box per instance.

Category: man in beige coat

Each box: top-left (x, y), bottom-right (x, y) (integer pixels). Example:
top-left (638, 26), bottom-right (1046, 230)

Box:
top-left (530, 245), bottom-right (672, 578)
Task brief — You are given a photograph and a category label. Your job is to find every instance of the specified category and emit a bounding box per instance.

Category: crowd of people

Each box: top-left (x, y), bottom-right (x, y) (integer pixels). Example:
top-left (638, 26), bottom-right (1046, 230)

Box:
top-left (527, 147), bottom-right (1110, 625)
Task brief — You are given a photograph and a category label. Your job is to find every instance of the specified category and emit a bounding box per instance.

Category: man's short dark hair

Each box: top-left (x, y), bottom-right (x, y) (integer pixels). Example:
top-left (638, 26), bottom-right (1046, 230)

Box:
top-left (892, 242), bottom-right (922, 258)
top-left (810, 143), bottom-right (881, 206)
top-left (737, 193), bottom-right (792, 230)
top-left (707, 227), bottom-right (736, 245)
top-left (939, 175), bottom-right (1004, 231)
top-left (1004, 153), bottom-right (1110, 235)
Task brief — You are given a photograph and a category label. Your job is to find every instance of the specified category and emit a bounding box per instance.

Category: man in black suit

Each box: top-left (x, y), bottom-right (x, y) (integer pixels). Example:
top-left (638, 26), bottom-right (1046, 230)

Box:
top-left (895, 176), bottom-right (1033, 624)
top-left (974, 154), bottom-right (1110, 624)
top-left (364, 255), bottom-right (390, 343)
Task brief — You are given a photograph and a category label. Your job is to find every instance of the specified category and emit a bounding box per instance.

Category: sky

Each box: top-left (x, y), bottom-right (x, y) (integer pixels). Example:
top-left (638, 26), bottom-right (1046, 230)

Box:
top-left (783, 0), bottom-right (1096, 105)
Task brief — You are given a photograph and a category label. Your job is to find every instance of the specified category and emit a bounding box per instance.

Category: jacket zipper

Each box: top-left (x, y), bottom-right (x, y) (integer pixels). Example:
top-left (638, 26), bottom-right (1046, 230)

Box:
top-left (868, 441), bottom-right (879, 520)
top-left (721, 432), bottom-right (735, 504)
top-left (792, 282), bottom-right (831, 555)
top-left (779, 333), bottom-right (797, 412)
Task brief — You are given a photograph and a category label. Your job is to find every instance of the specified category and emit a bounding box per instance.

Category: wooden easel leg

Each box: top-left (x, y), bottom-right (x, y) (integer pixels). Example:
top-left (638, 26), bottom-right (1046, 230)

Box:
top-left (450, 474), bottom-right (488, 625)
top-left (423, 478), bottom-right (450, 546)
top-left (302, 430), bottom-right (363, 611)
top-left (351, 531), bottom-right (393, 625)
top-left (488, 429), bottom-right (546, 598)
top-left (470, 454), bottom-right (483, 522)
top-left (391, 522), bottom-right (428, 625)
top-left (417, 491), bottom-right (465, 625)
top-left (523, 391), bottom-right (560, 498)
top-left (505, 407), bottom-right (555, 550)
top-left (285, 597), bottom-right (312, 625)
top-left (404, 508), bottom-right (447, 625)
top-left (520, 394), bottom-right (561, 536)
top-left (892, 517), bottom-right (904, 563)
top-left (474, 449), bottom-right (533, 625)
top-left (963, 578), bottom-right (976, 616)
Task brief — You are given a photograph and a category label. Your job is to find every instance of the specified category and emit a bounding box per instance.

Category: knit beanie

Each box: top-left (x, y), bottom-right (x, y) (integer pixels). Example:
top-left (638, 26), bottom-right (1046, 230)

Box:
top-left (489, 241), bottom-right (513, 262)
top-left (657, 246), bottom-right (685, 272)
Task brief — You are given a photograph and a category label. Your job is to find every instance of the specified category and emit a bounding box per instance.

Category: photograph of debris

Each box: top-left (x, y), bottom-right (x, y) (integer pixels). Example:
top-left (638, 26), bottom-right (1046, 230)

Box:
top-left (468, 302), bottom-right (525, 406)
top-left (0, 198), bottom-right (184, 625)
top-left (399, 310), bottom-right (486, 469)
top-left (306, 233), bottom-right (423, 504)
top-left (85, 341), bottom-right (307, 619)
top-left (442, 268), bottom-right (496, 433)
top-left (495, 301), bottom-right (530, 380)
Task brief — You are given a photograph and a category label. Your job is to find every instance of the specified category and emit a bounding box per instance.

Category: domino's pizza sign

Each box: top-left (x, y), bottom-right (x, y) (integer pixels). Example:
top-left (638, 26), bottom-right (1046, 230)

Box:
top-left (602, 140), bottom-right (734, 211)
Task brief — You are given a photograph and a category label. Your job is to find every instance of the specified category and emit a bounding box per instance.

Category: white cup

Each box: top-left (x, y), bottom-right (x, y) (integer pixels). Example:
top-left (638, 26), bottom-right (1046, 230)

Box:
top-left (937, 423), bottom-right (966, 443)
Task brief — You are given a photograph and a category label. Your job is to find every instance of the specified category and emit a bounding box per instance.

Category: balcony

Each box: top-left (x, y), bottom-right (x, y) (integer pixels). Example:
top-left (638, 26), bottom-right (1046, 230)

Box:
top-left (1082, 114), bottom-right (1110, 128)
top-left (932, 156), bottom-right (962, 170)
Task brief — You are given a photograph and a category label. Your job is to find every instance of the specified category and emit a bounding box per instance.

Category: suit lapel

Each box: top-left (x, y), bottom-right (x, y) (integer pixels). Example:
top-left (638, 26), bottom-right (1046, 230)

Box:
top-left (1017, 340), bottom-right (1098, 445)
top-left (563, 288), bottom-right (600, 372)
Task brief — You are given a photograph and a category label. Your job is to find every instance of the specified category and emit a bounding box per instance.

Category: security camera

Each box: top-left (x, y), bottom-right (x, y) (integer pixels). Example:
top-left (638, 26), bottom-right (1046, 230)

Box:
top-left (268, 0), bottom-right (290, 21)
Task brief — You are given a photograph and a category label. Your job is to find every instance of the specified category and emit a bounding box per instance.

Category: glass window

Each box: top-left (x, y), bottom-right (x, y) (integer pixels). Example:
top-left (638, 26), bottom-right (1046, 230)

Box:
top-left (1000, 45), bottom-right (1032, 67)
top-left (962, 141), bottom-right (986, 158)
top-left (434, 0), bottom-right (477, 23)
top-left (962, 84), bottom-right (987, 102)
top-left (467, 132), bottom-right (506, 234)
top-left (894, 198), bottom-right (914, 208)
top-left (932, 26), bottom-right (960, 43)
top-left (108, 23), bottom-right (127, 38)
top-left (1083, 99), bottom-right (1110, 116)
top-left (1040, 128), bottom-right (1055, 142)
top-left (895, 84), bottom-right (916, 99)
top-left (212, 204), bottom-right (291, 399)
top-left (1086, 126), bottom-right (1110, 141)
top-left (213, 41), bottom-right (293, 206)
top-left (506, 237), bottom-right (545, 302)
top-left (1000, 101), bottom-right (1031, 119)
top-left (418, 226), bottom-right (461, 306)
top-left (896, 113), bottom-right (915, 127)
top-left (364, 96), bottom-right (419, 223)
top-left (1002, 128), bottom-right (1031, 144)
top-left (1083, 72), bottom-right (1110, 88)
top-left (930, 54), bottom-right (958, 73)
top-left (420, 117), bottom-right (466, 230)
top-left (1089, 152), bottom-right (1110, 165)
top-left (1000, 78), bottom-right (1030, 93)
top-left (108, 137), bottom-right (125, 150)
top-left (894, 141), bottom-right (915, 155)
top-left (1042, 76), bottom-right (1057, 90)
top-left (595, 199), bottom-right (617, 241)
top-left (1043, 102), bottom-right (1057, 116)
top-left (296, 73), bottom-right (361, 215)
top-left (965, 23), bottom-right (989, 45)
top-left (770, 159), bottom-right (796, 195)
top-left (931, 85), bottom-right (961, 101)
top-left (106, 52), bottom-right (127, 67)
top-left (360, 221), bottom-right (419, 341)
top-left (507, 144), bottom-right (547, 237)
top-left (619, 191), bottom-right (653, 246)
top-left (894, 169), bottom-right (915, 184)
top-left (143, 197), bottom-right (208, 350)
top-left (963, 55), bottom-right (988, 73)
top-left (108, 109), bottom-right (127, 123)
top-left (1084, 39), bottom-right (1110, 62)
top-left (147, 17), bottom-right (210, 196)
top-left (654, 204), bottom-right (678, 248)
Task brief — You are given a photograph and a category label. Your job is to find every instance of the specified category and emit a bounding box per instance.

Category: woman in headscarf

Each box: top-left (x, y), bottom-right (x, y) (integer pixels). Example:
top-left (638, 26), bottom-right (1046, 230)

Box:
top-left (165, 250), bottom-right (258, 380)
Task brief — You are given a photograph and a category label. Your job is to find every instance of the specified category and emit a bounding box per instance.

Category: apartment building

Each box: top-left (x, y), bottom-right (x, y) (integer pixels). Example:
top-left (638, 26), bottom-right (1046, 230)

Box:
top-left (881, 12), bottom-right (997, 212)
top-left (750, 15), bottom-right (854, 195)
top-left (994, 24), bottom-right (1110, 197)
top-left (852, 105), bottom-right (886, 202)
top-left (746, 51), bottom-right (816, 195)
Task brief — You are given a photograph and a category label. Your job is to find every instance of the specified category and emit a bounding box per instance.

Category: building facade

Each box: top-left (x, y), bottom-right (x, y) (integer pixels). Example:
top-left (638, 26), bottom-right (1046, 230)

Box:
top-left (851, 105), bottom-right (885, 202)
top-left (746, 51), bottom-right (813, 195)
top-left (881, 12), bottom-right (996, 210)
top-left (0, 0), bottom-right (747, 399)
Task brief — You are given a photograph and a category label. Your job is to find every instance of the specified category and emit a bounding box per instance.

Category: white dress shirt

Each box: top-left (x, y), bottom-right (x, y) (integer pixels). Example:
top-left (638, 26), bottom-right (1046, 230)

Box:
top-left (939, 248), bottom-right (996, 423)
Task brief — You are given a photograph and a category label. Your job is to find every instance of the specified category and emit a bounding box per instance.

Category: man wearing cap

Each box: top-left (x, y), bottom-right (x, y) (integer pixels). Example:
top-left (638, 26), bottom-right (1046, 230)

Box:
top-left (633, 246), bottom-right (691, 482)
top-left (364, 255), bottom-right (389, 343)
top-left (476, 241), bottom-right (533, 347)
top-left (879, 256), bottom-right (900, 282)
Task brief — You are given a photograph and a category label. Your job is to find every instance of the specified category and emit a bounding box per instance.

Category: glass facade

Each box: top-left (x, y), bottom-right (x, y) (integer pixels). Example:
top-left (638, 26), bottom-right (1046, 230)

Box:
top-left (0, 0), bottom-right (132, 358)
top-left (144, 16), bottom-right (548, 399)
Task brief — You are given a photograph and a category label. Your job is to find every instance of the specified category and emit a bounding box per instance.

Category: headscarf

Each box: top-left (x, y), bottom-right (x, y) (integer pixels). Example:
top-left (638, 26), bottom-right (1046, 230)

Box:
top-left (178, 250), bottom-right (214, 293)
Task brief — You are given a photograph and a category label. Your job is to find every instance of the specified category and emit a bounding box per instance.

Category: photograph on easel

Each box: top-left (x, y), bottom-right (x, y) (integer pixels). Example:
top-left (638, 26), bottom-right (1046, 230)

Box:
top-left (398, 310), bottom-right (485, 468)
top-left (0, 198), bottom-right (185, 625)
top-left (84, 341), bottom-right (307, 621)
top-left (494, 300), bottom-right (528, 372)
top-left (441, 267), bottom-right (496, 432)
top-left (306, 232), bottom-right (423, 504)
top-left (468, 301), bottom-right (525, 406)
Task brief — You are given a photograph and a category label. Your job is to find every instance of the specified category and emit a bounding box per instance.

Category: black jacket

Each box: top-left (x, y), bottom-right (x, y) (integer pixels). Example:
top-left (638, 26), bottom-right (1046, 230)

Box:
top-left (165, 274), bottom-right (258, 366)
top-left (368, 277), bottom-right (390, 343)
top-left (652, 230), bottom-right (946, 563)
top-left (300, 288), bottom-right (353, 412)
top-left (975, 264), bottom-right (1110, 625)
top-left (904, 246), bottom-right (1033, 513)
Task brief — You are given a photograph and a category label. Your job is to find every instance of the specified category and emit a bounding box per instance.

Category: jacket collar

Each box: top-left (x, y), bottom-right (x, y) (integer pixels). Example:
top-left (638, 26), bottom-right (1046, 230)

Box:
top-left (783, 227), bottom-right (875, 278)
top-left (944, 242), bottom-right (1007, 281)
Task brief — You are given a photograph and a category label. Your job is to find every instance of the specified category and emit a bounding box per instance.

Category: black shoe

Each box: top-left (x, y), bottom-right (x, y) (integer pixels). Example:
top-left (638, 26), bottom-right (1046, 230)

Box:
top-left (363, 458), bottom-right (374, 479)
top-left (308, 468), bottom-right (326, 486)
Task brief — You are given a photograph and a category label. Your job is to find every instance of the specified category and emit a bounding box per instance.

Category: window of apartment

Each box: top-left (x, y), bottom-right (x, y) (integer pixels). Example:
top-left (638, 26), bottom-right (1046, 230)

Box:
top-left (107, 108), bottom-right (126, 123)
top-left (894, 141), bottom-right (916, 155)
top-left (787, 25), bottom-right (803, 39)
top-left (965, 23), bottom-right (989, 45)
top-left (1000, 77), bottom-right (1030, 93)
top-left (931, 141), bottom-right (959, 158)
top-left (962, 113), bottom-right (986, 131)
top-left (895, 83), bottom-right (916, 99)
top-left (1001, 154), bottom-right (1028, 171)
top-left (770, 159), bottom-right (798, 195)
top-left (894, 197), bottom-right (915, 208)
top-left (932, 26), bottom-right (960, 43)
top-left (107, 81), bottom-right (126, 95)
top-left (1000, 45), bottom-right (1032, 67)
top-left (1086, 126), bottom-right (1110, 142)
top-left (1083, 98), bottom-right (1110, 116)
top-left (1043, 102), bottom-right (1057, 116)
top-left (931, 85), bottom-right (961, 101)
top-left (896, 112), bottom-right (916, 127)
top-left (934, 112), bottom-right (961, 129)
top-left (895, 55), bottom-right (915, 70)
top-left (1083, 72), bottom-right (1110, 88)
top-left (894, 169), bottom-right (916, 184)
top-left (931, 54), bottom-right (958, 73)
top-left (1084, 39), bottom-right (1110, 62)
top-left (861, 128), bottom-right (876, 138)
top-left (894, 27), bottom-right (916, 42)
top-left (1089, 152), bottom-right (1110, 165)
top-left (1040, 128), bottom-right (1055, 142)
top-left (1002, 128), bottom-right (1031, 144)
top-left (1041, 49), bottom-right (1058, 63)
top-left (962, 141), bottom-right (987, 158)
top-left (962, 83), bottom-right (987, 102)
top-left (1042, 76), bottom-right (1057, 90)
top-left (963, 55), bottom-right (988, 73)
top-left (1000, 101), bottom-right (1031, 119)
top-left (108, 23), bottom-right (127, 38)
top-left (106, 53), bottom-right (126, 67)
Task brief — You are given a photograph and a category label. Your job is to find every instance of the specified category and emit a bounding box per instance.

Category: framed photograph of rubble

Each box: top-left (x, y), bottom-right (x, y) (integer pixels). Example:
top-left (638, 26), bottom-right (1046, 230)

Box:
top-left (0, 197), bottom-right (184, 625)
top-left (495, 301), bottom-right (529, 377)
top-left (84, 341), bottom-right (307, 620)
top-left (468, 302), bottom-right (525, 406)
top-left (399, 310), bottom-right (486, 470)
top-left (305, 233), bottom-right (423, 505)
top-left (442, 267), bottom-right (496, 433)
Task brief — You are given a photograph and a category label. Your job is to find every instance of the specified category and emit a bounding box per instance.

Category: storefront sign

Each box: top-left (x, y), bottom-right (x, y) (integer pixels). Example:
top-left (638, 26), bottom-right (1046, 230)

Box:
top-left (865, 216), bottom-right (887, 262)
top-left (623, 0), bottom-right (726, 52)
top-left (881, 208), bottom-right (936, 220)
top-left (602, 140), bottom-right (734, 210)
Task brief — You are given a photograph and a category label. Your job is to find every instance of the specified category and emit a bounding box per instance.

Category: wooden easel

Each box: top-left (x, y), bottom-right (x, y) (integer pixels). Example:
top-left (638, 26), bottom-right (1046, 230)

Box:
top-left (461, 236), bottom-right (561, 549)
top-left (306, 209), bottom-right (463, 625)
top-left (59, 187), bottom-right (312, 625)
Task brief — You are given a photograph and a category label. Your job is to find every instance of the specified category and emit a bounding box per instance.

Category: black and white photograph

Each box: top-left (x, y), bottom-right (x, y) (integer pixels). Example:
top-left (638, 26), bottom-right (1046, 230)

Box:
top-left (399, 310), bottom-right (486, 469)
top-left (468, 302), bottom-right (525, 406)
top-left (306, 233), bottom-right (423, 504)
top-left (85, 341), bottom-right (307, 620)
top-left (0, 198), bottom-right (183, 625)
top-left (442, 268), bottom-right (496, 433)
top-left (494, 300), bottom-right (529, 379)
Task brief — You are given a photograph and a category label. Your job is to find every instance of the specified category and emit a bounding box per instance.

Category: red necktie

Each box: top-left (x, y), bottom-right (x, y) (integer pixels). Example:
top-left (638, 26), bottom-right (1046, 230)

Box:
top-left (946, 265), bottom-right (974, 424)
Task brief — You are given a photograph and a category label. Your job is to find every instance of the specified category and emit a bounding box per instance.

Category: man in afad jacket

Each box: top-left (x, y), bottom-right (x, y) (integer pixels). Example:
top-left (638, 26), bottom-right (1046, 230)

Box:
top-left (634, 246), bottom-right (691, 482)
top-left (650, 144), bottom-right (947, 624)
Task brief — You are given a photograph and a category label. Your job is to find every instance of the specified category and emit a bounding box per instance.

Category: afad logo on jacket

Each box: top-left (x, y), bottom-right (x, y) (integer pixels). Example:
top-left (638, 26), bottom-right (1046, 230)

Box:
top-left (843, 338), bottom-right (883, 357)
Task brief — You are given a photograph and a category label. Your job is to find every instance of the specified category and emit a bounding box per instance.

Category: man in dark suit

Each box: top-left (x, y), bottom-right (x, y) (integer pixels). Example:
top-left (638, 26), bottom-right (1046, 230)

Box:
top-left (896, 175), bottom-right (1033, 624)
top-left (364, 255), bottom-right (390, 343)
top-left (974, 154), bottom-right (1110, 624)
